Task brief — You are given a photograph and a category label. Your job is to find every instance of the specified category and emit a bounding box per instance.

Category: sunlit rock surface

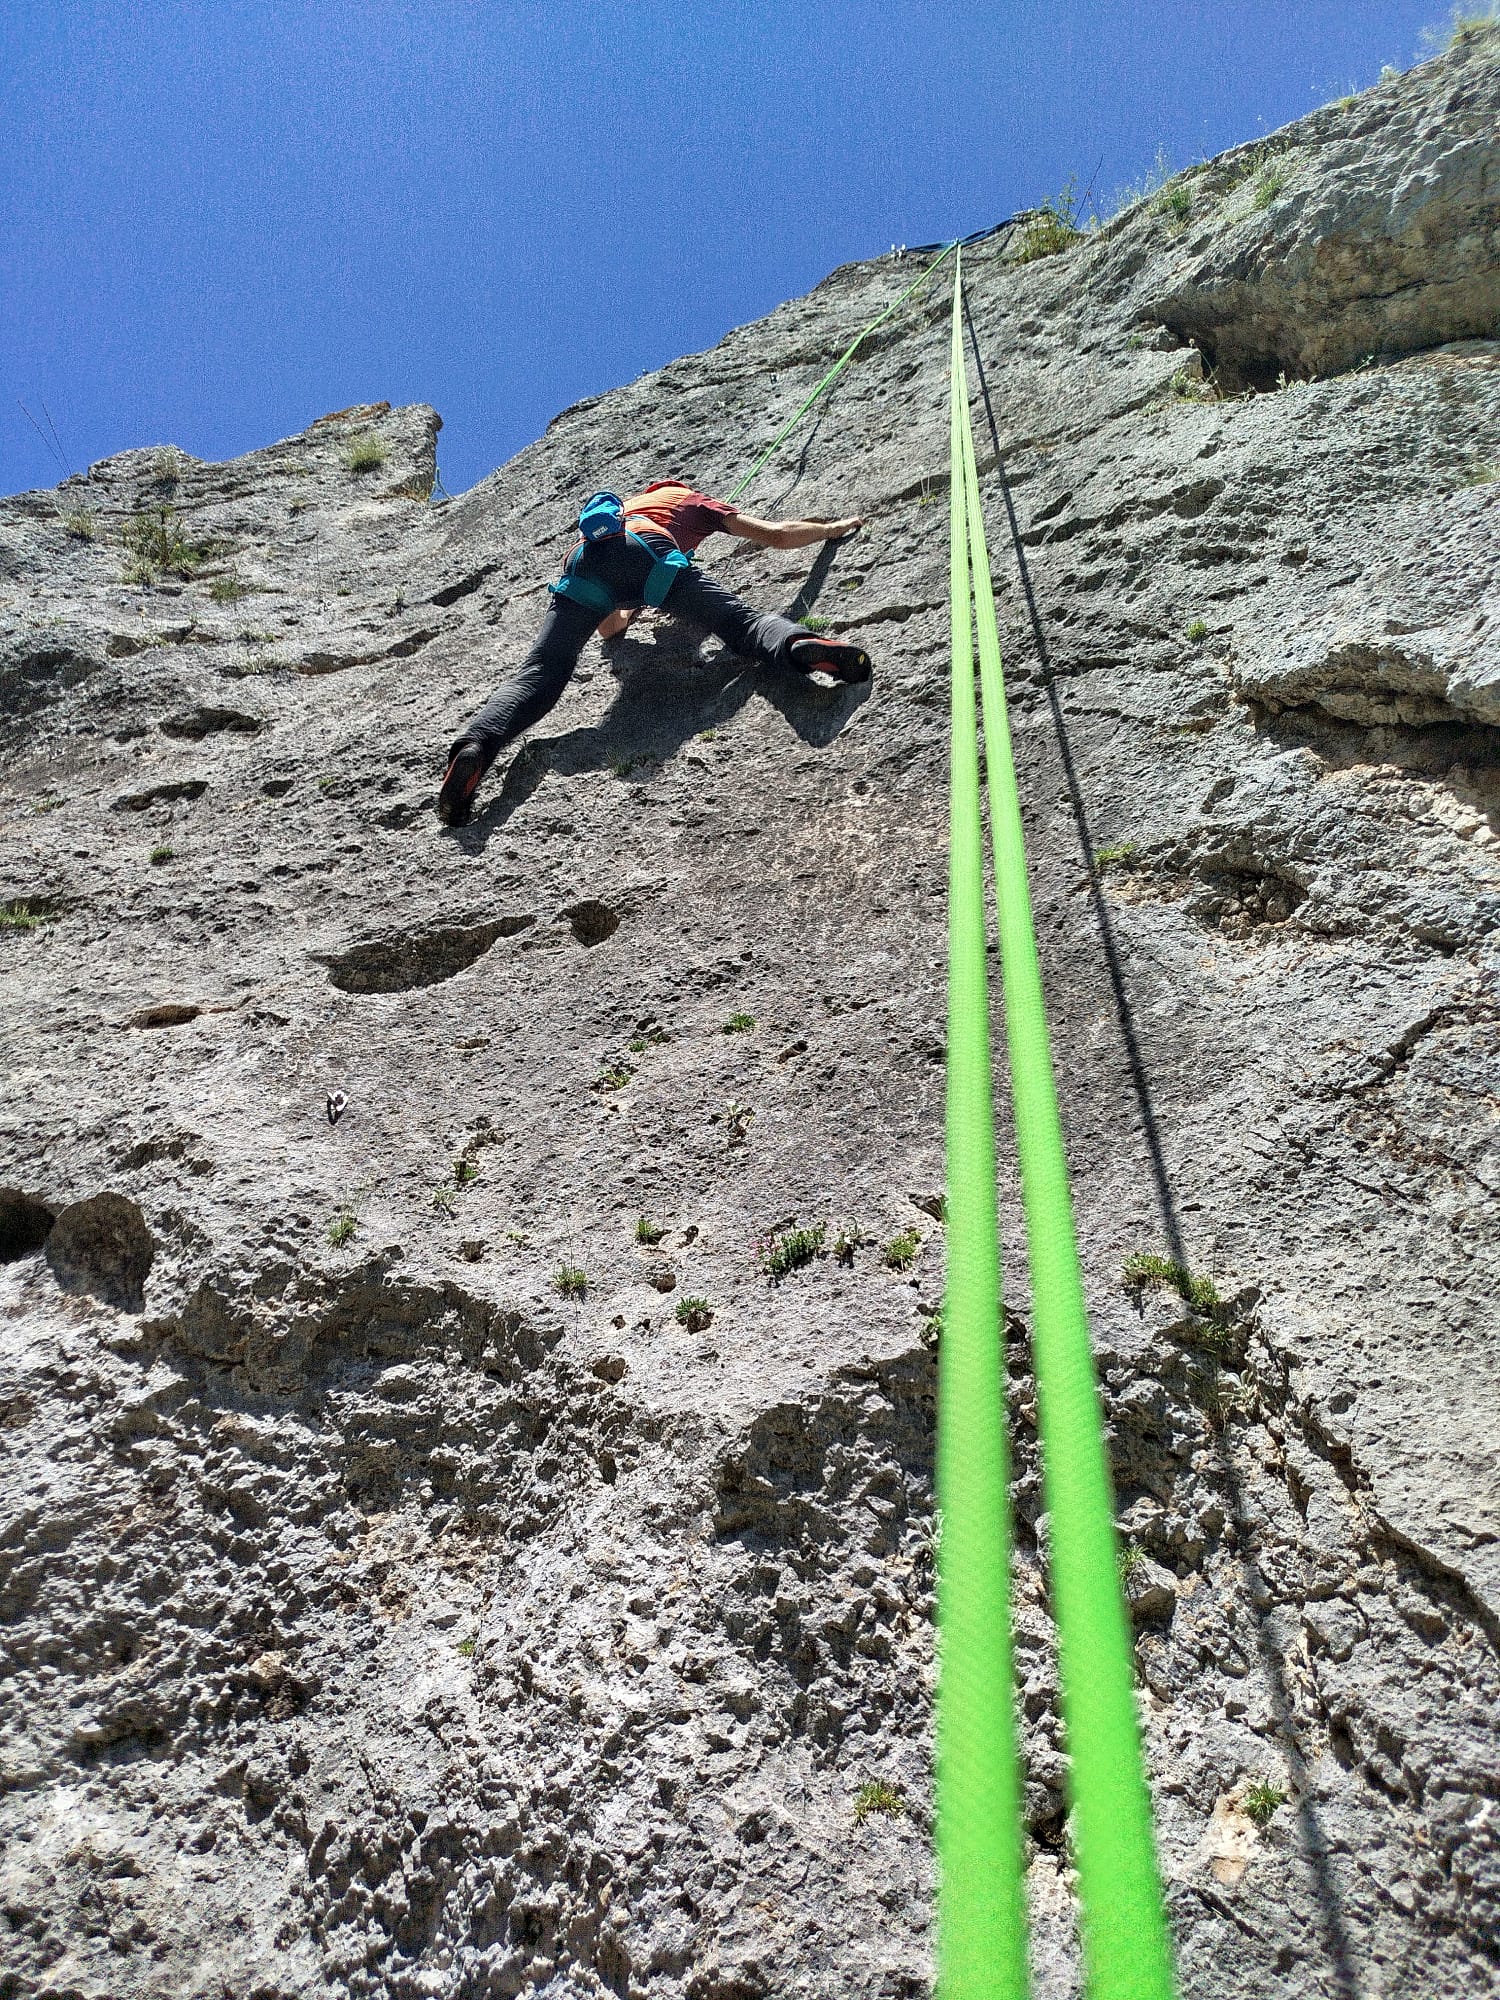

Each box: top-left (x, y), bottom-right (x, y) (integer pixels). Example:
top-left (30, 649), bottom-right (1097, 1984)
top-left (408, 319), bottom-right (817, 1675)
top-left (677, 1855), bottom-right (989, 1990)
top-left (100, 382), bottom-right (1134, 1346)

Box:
top-left (1, 37), bottom-right (1497, 2000)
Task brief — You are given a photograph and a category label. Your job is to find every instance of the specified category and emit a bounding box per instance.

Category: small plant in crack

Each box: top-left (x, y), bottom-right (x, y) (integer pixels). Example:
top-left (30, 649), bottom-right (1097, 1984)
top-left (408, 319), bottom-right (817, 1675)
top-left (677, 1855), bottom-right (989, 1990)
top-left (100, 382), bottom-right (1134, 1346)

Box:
top-left (724, 1099), bottom-right (754, 1142)
top-left (1152, 181), bottom-right (1193, 226)
top-left (723, 1012), bottom-right (755, 1034)
top-left (759, 1222), bottom-right (825, 1280)
top-left (627, 1024), bottom-right (671, 1054)
top-left (1186, 617), bottom-right (1210, 644)
top-left (920, 1304), bottom-right (944, 1350)
top-left (149, 844), bottom-right (175, 865)
top-left (882, 1228), bottom-right (922, 1272)
top-left (505, 1228), bottom-right (528, 1247)
top-left (553, 1265), bottom-right (589, 1300)
top-left (1122, 1251), bottom-right (1221, 1314)
top-left (431, 1184), bottom-right (459, 1216)
top-left (1253, 160), bottom-right (1288, 209)
top-left (1117, 1541), bottom-right (1148, 1587)
top-left (1243, 1781), bottom-right (1287, 1827)
top-left (1170, 368), bottom-right (1213, 402)
top-left (595, 1060), bottom-right (634, 1091)
top-left (853, 1780), bottom-right (906, 1824)
top-left (833, 1223), bottom-right (863, 1267)
top-left (453, 1157), bottom-right (479, 1187)
top-left (208, 572), bottom-right (250, 603)
top-left (797, 615), bottom-right (830, 633)
top-left (1094, 843), bottom-right (1138, 869)
top-left (455, 1637), bottom-right (477, 1658)
top-left (120, 506), bottom-right (210, 582)
top-left (635, 1215), bottom-right (668, 1246)
top-left (327, 1211), bottom-right (357, 1248)
top-left (675, 1296), bottom-right (714, 1333)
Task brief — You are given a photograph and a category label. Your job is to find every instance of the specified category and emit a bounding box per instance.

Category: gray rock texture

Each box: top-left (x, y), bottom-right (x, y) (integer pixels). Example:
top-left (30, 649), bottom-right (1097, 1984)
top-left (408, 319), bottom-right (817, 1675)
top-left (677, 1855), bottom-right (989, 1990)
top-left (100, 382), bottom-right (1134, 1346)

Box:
top-left (2, 35), bottom-right (1499, 2000)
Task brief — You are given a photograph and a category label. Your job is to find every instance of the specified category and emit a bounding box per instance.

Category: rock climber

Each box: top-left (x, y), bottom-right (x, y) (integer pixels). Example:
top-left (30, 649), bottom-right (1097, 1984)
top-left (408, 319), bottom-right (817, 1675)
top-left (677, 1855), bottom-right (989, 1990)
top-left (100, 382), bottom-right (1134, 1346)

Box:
top-left (437, 478), bottom-right (871, 826)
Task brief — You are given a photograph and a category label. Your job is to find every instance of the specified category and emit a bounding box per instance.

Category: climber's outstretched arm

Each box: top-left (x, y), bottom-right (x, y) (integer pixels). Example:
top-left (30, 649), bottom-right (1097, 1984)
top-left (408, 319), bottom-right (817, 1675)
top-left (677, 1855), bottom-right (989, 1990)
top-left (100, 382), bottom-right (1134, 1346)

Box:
top-left (723, 511), bottom-right (863, 550)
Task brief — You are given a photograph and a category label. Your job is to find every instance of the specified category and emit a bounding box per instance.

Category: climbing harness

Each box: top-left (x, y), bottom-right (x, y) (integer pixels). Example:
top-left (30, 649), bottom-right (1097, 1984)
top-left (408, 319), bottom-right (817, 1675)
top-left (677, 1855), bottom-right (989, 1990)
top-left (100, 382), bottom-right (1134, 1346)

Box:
top-left (939, 251), bottom-right (1174, 2000)
top-left (550, 490), bottom-right (694, 617)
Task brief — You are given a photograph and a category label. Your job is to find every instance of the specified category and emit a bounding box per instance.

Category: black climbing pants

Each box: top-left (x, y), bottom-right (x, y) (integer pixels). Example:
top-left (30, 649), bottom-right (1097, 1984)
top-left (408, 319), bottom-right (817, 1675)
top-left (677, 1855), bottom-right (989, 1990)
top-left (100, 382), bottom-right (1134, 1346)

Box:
top-left (453, 535), bottom-right (809, 767)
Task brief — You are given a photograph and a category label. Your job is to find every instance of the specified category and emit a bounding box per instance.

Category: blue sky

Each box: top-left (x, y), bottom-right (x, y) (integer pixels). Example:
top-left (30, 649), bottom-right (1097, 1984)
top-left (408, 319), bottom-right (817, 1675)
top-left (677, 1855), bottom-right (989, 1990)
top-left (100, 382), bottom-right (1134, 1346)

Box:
top-left (1, 1), bottom-right (1454, 497)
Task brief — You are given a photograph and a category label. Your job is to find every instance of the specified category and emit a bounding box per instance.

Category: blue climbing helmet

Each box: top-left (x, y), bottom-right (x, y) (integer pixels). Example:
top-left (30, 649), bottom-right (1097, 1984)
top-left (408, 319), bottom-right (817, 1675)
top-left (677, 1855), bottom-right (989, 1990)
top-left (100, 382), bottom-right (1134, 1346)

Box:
top-left (577, 491), bottom-right (625, 541)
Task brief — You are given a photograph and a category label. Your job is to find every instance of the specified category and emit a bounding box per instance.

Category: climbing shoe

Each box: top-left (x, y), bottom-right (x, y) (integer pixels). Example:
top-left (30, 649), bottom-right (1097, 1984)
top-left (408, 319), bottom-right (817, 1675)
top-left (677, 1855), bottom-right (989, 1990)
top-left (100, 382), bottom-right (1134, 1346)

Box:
top-left (788, 635), bottom-right (873, 683)
top-left (437, 741), bottom-right (485, 826)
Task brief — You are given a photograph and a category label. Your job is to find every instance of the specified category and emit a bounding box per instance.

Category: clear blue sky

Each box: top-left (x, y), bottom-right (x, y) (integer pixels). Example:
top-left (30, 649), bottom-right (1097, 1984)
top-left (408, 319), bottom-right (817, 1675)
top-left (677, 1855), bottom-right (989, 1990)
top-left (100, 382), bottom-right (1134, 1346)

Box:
top-left (1, 1), bottom-right (1452, 498)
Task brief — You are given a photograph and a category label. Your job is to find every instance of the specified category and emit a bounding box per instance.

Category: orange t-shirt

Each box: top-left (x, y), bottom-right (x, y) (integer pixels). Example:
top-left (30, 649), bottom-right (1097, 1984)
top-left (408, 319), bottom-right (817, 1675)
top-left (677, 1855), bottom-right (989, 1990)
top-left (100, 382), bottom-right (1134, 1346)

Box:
top-left (622, 481), bottom-right (737, 553)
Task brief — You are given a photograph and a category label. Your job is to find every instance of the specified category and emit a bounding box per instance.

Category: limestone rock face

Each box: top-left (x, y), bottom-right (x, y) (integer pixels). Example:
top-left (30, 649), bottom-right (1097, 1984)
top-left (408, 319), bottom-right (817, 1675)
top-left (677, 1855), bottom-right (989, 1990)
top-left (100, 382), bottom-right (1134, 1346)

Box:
top-left (2, 40), bottom-right (1498, 2000)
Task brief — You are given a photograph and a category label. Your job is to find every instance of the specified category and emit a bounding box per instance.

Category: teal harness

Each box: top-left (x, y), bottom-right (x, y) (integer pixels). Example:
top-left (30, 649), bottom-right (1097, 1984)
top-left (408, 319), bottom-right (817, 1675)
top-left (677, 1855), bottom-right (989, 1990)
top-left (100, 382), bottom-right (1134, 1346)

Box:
top-left (549, 529), bottom-right (691, 618)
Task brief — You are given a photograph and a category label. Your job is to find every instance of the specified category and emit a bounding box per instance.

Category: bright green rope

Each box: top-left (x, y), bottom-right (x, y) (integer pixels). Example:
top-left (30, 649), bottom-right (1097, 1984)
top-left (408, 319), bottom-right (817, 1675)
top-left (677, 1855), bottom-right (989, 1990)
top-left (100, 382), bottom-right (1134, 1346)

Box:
top-left (952, 264), bottom-right (1175, 2000)
top-left (727, 240), bottom-right (959, 502)
top-left (935, 249), bottom-right (1029, 2000)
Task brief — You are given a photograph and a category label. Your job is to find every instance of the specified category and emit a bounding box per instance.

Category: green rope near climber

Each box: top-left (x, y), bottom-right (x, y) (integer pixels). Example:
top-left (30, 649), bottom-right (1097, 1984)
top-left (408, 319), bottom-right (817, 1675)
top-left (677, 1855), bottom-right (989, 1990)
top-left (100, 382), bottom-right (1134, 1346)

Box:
top-left (935, 256), bottom-right (1030, 2000)
top-left (727, 239), bottom-right (960, 502)
top-left (942, 249), bottom-right (1176, 2000)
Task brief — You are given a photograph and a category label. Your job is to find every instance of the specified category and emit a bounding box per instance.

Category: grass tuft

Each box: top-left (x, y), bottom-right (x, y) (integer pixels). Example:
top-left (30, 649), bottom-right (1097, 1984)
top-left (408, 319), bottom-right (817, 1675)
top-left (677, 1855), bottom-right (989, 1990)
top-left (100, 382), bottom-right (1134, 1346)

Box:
top-left (1117, 1540), bottom-right (1148, 1586)
top-left (1253, 158), bottom-right (1290, 209)
top-left (1421, 4), bottom-right (1500, 52)
top-left (1152, 181), bottom-right (1193, 226)
top-left (1122, 1251), bottom-right (1221, 1313)
top-left (635, 1215), bottom-right (667, 1246)
top-left (797, 615), bottom-right (830, 633)
top-left (58, 509), bottom-right (100, 541)
top-left (833, 1223), bottom-right (862, 1266)
top-left (1186, 617), bottom-right (1210, 643)
top-left (149, 845), bottom-right (174, 865)
top-left (675, 1296), bottom-right (714, 1332)
top-left (121, 506), bottom-right (210, 582)
top-left (0, 899), bottom-right (54, 930)
top-left (1243, 1781), bottom-right (1287, 1827)
top-left (456, 1637), bottom-right (476, 1658)
top-left (760, 1222), bottom-right (825, 1280)
top-left (882, 1228), bottom-right (922, 1272)
top-left (327, 1211), bottom-right (357, 1248)
top-left (553, 1264), bottom-right (589, 1300)
top-left (1012, 177), bottom-right (1087, 263)
top-left (853, 1779), bottom-right (906, 1824)
top-left (1094, 842), bottom-right (1138, 869)
top-left (344, 434), bottom-right (388, 474)
top-left (723, 1012), bottom-right (755, 1034)
top-left (209, 572), bottom-right (250, 603)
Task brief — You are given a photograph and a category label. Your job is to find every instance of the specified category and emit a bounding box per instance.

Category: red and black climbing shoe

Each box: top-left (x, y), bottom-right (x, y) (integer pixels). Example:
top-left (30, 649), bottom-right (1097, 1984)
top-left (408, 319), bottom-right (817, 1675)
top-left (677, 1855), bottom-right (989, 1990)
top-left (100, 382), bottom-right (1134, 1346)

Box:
top-left (437, 742), bottom-right (485, 826)
top-left (788, 635), bottom-right (873, 684)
